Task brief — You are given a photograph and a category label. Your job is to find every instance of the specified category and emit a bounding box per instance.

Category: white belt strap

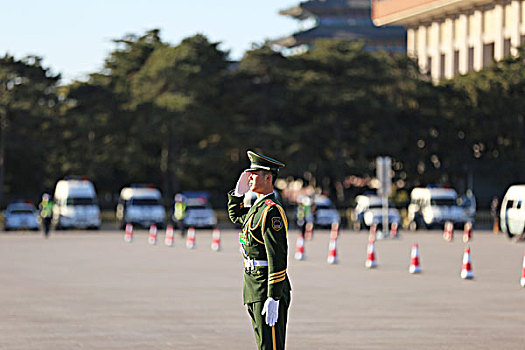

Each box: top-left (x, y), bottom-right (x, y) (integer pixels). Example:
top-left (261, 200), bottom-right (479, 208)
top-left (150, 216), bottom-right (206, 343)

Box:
top-left (244, 259), bottom-right (268, 270)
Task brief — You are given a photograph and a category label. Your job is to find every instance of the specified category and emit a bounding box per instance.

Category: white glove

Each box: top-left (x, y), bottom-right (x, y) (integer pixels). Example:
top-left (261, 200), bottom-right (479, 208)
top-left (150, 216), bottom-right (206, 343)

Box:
top-left (261, 297), bottom-right (279, 326)
top-left (234, 171), bottom-right (250, 196)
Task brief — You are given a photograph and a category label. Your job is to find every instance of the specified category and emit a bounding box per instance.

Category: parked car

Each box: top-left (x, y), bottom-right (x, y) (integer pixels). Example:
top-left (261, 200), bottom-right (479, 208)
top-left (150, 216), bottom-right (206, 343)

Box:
top-left (407, 186), bottom-right (469, 230)
top-left (354, 194), bottom-right (401, 230)
top-left (179, 192), bottom-right (217, 229)
top-left (53, 177), bottom-right (101, 230)
top-left (116, 185), bottom-right (165, 229)
top-left (3, 201), bottom-right (39, 231)
top-left (312, 195), bottom-right (340, 228)
top-left (500, 184), bottom-right (525, 238)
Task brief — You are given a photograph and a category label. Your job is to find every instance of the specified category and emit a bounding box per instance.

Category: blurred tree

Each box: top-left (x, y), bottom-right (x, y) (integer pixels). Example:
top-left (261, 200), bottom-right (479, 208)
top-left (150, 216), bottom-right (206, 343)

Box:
top-left (130, 34), bottom-right (229, 200)
top-left (0, 54), bottom-right (59, 203)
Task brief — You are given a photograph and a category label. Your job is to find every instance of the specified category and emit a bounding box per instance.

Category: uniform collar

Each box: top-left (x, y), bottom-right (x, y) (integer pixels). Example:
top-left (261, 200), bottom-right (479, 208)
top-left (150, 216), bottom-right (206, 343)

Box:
top-left (253, 192), bottom-right (274, 208)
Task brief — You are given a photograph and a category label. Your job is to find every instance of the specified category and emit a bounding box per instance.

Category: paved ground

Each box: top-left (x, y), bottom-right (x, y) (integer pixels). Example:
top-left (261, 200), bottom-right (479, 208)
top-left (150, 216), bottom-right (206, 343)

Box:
top-left (1, 228), bottom-right (525, 350)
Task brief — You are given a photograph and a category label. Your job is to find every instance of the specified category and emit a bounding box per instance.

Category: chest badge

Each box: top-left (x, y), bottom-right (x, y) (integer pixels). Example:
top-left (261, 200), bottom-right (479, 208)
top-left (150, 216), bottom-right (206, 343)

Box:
top-left (272, 217), bottom-right (283, 231)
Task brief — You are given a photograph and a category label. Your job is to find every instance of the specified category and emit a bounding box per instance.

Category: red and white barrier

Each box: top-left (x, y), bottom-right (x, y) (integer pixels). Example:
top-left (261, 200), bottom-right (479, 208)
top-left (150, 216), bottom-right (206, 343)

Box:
top-left (390, 222), bottom-right (399, 239)
top-left (124, 223), bottom-right (133, 243)
top-left (409, 243), bottom-right (421, 274)
top-left (304, 222), bottom-right (314, 241)
top-left (463, 222), bottom-right (472, 243)
top-left (368, 224), bottom-right (377, 243)
top-left (295, 235), bottom-right (306, 260)
top-left (186, 226), bottom-right (196, 249)
top-left (365, 241), bottom-right (377, 268)
top-left (460, 245), bottom-right (473, 279)
top-left (164, 225), bottom-right (174, 246)
top-left (443, 221), bottom-right (454, 242)
top-left (327, 236), bottom-right (338, 264)
top-left (211, 227), bottom-right (221, 252)
top-left (520, 254), bottom-right (525, 287)
top-left (148, 224), bottom-right (157, 245)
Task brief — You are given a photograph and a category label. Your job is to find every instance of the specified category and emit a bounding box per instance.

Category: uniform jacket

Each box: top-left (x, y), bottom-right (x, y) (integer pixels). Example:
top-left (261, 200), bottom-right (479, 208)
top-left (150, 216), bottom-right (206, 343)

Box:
top-left (228, 191), bottom-right (291, 304)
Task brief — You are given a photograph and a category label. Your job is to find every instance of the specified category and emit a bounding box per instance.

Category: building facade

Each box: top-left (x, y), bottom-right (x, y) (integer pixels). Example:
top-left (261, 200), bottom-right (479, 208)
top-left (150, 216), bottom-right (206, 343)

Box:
top-left (272, 0), bottom-right (406, 56)
top-left (372, 0), bottom-right (525, 81)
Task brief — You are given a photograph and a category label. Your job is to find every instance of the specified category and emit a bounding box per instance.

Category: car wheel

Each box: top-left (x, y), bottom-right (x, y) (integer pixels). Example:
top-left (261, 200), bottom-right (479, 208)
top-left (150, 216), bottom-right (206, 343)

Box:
top-left (408, 221), bottom-right (418, 231)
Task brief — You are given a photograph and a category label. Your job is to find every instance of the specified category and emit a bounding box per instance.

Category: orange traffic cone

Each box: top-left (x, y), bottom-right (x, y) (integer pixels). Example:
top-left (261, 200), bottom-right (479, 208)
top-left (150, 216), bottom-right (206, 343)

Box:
top-left (164, 224), bottom-right (174, 246)
top-left (409, 243), bottom-right (421, 273)
top-left (124, 223), bottom-right (133, 243)
top-left (520, 254), bottom-right (525, 287)
top-left (443, 221), bottom-right (454, 242)
top-left (463, 222), bottom-right (472, 243)
top-left (365, 241), bottom-right (377, 268)
top-left (327, 236), bottom-right (338, 264)
top-left (460, 245), bottom-right (473, 279)
top-left (295, 235), bottom-right (306, 260)
top-left (211, 227), bottom-right (221, 252)
top-left (186, 226), bottom-right (196, 249)
top-left (148, 224), bottom-right (157, 245)
top-left (369, 224), bottom-right (377, 243)
top-left (304, 222), bottom-right (314, 240)
top-left (390, 222), bottom-right (399, 239)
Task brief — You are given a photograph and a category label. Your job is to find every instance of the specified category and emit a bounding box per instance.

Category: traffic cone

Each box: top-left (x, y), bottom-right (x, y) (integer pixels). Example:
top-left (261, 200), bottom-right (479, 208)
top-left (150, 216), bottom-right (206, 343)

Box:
top-left (124, 223), bottom-right (133, 243)
top-left (211, 227), bottom-right (221, 252)
top-left (463, 222), bottom-right (472, 243)
top-left (164, 224), bottom-right (174, 246)
top-left (186, 226), bottom-right (196, 249)
top-left (390, 222), bottom-right (399, 239)
top-left (520, 253), bottom-right (525, 287)
top-left (294, 235), bottom-right (306, 260)
top-left (368, 224), bottom-right (377, 243)
top-left (327, 236), bottom-right (338, 264)
top-left (409, 243), bottom-right (421, 273)
top-left (443, 221), bottom-right (454, 242)
top-left (330, 222), bottom-right (339, 240)
top-left (365, 241), bottom-right (377, 268)
top-left (304, 222), bottom-right (314, 240)
top-left (460, 245), bottom-right (473, 279)
top-left (148, 224), bottom-right (157, 245)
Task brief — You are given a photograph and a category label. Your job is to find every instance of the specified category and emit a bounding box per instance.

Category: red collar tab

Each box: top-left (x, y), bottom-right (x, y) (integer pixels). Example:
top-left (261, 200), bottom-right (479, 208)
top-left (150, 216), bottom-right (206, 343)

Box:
top-left (265, 199), bottom-right (276, 207)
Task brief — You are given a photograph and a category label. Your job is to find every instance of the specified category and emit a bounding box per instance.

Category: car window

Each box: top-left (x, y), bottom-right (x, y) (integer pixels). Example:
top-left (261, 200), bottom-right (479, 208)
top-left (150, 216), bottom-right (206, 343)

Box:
top-left (10, 209), bottom-right (34, 214)
top-left (187, 205), bottom-right (208, 210)
top-left (67, 197), bottom-right (96, 205)
top-left (430, 198), bottom-right (456, 206)
top-left (130, 198), bottom-right (161, 206)
top-left (506, 200), bottom-right (515, 209)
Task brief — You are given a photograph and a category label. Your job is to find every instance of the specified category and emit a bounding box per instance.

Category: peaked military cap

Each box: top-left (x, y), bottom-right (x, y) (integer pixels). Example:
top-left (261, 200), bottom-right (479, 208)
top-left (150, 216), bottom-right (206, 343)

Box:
top-left (246, 150), bottom-right (285, 173)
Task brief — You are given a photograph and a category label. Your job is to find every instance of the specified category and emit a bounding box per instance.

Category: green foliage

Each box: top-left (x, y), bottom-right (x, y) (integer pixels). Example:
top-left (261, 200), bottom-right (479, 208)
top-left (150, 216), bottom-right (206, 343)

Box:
top-left (2, 30), bottom-right (525, 208)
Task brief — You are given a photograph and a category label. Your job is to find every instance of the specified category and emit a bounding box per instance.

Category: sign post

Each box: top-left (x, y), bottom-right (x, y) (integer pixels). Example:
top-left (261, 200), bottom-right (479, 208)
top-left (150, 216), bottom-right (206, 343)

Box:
top-left (376, 156), bottom-right (392, 236)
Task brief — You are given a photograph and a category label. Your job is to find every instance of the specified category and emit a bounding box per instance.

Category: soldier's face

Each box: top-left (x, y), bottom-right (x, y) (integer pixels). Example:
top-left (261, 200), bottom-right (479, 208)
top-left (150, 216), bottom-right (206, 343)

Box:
top-left (248, 171), bottom-right (272, 194)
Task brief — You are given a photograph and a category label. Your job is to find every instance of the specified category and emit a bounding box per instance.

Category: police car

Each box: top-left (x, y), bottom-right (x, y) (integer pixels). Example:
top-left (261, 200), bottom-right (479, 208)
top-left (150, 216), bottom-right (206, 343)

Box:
top-left (312, 195), bottom-right (341, 228)
top-left (180, 192), bottom-right (217, 229)
top-left (3, 201), bottom-right (40, 231)
top-left (353, 194), bottom-right (401, 230)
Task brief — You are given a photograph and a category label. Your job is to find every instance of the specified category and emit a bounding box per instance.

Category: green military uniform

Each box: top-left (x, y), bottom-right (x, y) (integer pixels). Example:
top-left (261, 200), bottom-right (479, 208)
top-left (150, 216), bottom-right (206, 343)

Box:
top-left (228, 151), bottom-right (291, 350)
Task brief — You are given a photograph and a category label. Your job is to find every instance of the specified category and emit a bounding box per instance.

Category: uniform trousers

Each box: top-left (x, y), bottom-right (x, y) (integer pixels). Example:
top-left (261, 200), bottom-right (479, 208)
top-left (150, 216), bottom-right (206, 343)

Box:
top-left (246, 292), bottom-right (291, 350)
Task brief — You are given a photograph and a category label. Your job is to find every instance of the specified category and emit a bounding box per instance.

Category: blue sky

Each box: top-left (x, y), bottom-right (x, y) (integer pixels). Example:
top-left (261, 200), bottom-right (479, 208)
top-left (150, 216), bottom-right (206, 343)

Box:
top-left (0, 1), bottom-right (299, 83)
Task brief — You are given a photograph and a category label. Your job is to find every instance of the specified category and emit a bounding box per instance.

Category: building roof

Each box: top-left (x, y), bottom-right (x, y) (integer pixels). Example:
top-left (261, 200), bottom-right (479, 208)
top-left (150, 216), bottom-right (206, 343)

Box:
top-left (274, 0), bottom-right (406, 52)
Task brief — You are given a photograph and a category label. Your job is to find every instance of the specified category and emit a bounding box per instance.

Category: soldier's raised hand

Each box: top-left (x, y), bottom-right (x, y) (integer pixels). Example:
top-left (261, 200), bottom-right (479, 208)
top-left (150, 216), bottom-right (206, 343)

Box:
top-left (234, 171), bottom-right (251, 196)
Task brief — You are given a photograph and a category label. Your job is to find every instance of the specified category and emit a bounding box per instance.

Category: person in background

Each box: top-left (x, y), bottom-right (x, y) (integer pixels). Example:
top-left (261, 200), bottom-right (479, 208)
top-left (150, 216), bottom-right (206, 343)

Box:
top-left (173, 194), bottom-right (187, 237)
top-left (39, 193), bottom-right (54, 238)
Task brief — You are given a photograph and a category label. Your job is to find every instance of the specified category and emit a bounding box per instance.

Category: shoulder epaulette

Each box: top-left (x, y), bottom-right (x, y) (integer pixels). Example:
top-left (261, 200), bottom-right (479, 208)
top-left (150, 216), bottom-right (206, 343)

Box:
top-left (265, 199), bottom-right (276, 207)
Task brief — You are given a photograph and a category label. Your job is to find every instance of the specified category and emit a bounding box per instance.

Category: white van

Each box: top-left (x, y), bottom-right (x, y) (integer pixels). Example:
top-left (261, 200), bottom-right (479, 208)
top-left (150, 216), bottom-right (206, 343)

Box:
top-left (408, 186), bottom-right (469, 230)
top-left (116, 186), bottom-right (165, 229)
top-left (500, 185), bottom-right (525, 238)
top-left (53, 178), bottom-right (101, 229)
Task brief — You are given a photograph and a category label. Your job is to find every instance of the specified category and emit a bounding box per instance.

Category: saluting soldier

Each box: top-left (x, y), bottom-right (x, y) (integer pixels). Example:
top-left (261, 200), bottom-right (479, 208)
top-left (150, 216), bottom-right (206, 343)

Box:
top-left (228, 150), bottom-right (292, 350)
